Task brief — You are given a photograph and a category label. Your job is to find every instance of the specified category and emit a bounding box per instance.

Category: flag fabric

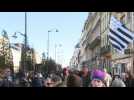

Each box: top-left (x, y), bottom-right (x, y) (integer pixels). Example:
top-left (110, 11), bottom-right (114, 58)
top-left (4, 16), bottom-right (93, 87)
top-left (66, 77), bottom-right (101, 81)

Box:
top-left (108, 16), bottom-right (134, 53)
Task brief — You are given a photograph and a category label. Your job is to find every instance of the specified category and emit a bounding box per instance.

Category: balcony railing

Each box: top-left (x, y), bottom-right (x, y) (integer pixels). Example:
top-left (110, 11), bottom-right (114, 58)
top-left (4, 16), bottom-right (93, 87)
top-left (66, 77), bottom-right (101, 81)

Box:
top-left (88, 36), bottom-right (101, 49)
top-left (100, 45), bottom-right (111, 56)
top-left (124, 48), bottom-right (134, 54)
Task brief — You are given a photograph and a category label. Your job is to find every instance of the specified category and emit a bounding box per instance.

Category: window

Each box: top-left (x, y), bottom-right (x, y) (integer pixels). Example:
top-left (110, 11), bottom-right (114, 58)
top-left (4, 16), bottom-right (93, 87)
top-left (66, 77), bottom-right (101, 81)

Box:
top-left (104, 13), bottom-right (107, 31)
top-left (121, 63), bottom-right (126, 73)
top-left (105, 35), bottom-right (107, 46)
top-left (103, 37), bottom-right (105, 47)
top-left (102, 17), bottom-right (104, 32)
top-left (106, 13), bottom-right (108, 30)
top-left (107, 34), bottom-right (109, 45)
top-left (103, 14), bottom-right (105, 30)
top-left (127, 12), bottom-right (131, 23)
top-left (115, 66), bottom-right (118, 73)
top-left (102, 15), bottom-right (106, 33)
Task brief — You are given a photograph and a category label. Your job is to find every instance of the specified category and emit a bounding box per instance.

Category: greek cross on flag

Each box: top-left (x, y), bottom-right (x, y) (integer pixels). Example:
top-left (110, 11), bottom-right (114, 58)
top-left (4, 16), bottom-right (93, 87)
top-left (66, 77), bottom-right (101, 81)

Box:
top-left (108, 16), bottom-right (134, 53)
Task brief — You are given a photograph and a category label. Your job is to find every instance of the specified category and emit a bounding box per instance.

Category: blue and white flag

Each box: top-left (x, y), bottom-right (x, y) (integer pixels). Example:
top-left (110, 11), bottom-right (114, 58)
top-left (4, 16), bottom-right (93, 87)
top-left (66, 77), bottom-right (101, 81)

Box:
top-left (108, 16), bottom-right (134, 53)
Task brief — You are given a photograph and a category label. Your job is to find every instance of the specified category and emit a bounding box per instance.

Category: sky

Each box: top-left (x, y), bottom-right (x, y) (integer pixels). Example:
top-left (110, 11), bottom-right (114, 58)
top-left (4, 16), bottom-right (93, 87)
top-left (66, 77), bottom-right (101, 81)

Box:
top-left (0, 12), bottom-right (88, 67)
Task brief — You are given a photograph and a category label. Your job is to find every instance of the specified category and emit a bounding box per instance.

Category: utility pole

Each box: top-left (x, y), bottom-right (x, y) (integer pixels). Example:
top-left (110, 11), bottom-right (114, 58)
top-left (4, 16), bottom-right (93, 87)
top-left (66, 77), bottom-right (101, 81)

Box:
top-left (47, 29), bottom-right (59, 60)
top-left (55, 44), bottom-right (57, 63)
top-left (47, 31), bottom-right (50, 59)
top-left (23, 12), bottom-right (27, 72)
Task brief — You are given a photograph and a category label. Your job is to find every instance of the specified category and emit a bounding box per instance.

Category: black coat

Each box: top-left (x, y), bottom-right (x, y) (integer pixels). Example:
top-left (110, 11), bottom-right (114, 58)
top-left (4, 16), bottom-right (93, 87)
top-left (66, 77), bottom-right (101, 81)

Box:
top-left (81, 72), bottom-right (91, 87)
top-left (125, 79), bottom-right (134, 87)
top-left (0, 78), bottom-right (14, 87)
top-left (128, 79), bottom-right (134, 87)
top-left (31, 78), bottom-right (43, 87)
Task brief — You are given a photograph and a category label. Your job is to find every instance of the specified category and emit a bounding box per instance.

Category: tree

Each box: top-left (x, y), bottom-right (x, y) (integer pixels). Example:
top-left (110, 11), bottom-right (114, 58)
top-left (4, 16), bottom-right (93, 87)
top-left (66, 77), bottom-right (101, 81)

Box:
top-left (30, 48), bottom-right (36, 71)
top-left (20, 44), bottom-right (26, 71)
top-left (0, 30), bottom-right (13, 72)
top-left (41, 52), bottom-right (46, 64)
top-left (0, 55), bottom-right (5, 69)
top-left (20, 45), bottom-right (36, 72)
top-left (41, 59), bottom-right (57, 74)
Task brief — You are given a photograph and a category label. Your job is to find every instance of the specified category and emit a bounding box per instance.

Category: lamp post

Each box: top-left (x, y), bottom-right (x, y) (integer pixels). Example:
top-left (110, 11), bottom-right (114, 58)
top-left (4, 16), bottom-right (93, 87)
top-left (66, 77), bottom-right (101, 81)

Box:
top-left (12, 12), bottom-right (28, 72)
top-left (55, 44), bottom-right (62, 63)
top-left (47, 29), bottom-right (59, 59)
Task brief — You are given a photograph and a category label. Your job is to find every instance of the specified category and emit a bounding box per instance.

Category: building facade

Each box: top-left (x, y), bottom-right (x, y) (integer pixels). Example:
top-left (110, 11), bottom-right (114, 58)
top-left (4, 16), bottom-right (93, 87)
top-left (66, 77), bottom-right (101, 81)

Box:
top-left (78, 12), bottom-right (101, 70)
top-left (75, 12), bottom-right (134, 75)
top-left (70, 44), bottom-right (80, 70)
top-left (100, 12), bottom-right (134, 75)
top-left (11, 43), bottom-right (22, 73)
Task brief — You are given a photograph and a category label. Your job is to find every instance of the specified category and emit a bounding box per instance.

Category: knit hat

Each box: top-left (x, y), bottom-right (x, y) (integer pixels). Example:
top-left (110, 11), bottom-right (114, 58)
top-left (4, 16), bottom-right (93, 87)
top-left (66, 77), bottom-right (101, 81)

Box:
top-left (92, 69), bottom-right (106, 81)
top-left (111, 78), bottom-right (126, 87)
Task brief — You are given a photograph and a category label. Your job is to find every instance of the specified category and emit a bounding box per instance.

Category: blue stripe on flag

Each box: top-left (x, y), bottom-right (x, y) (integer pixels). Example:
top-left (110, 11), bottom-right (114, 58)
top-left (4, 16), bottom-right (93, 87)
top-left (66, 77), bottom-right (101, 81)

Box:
top-left (109, 28), bottom-right (129, 44)
top-left (109, 35), bottom-right (125, 49)
top-left (117, 28), bottom-right (133, 40)
top-left (111, 44), bottom-right (121, 51)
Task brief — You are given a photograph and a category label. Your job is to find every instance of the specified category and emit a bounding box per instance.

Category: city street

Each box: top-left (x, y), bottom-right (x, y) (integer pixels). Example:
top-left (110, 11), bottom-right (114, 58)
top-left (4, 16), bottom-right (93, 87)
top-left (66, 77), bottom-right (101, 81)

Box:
top-left (0, 12), bottom-right (134, 87)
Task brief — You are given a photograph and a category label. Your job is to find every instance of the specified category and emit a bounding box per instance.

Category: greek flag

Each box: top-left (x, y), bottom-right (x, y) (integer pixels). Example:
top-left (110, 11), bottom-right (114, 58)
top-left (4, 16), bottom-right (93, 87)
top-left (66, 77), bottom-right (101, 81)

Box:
top-left (108, 16), bottom-right (134, 53)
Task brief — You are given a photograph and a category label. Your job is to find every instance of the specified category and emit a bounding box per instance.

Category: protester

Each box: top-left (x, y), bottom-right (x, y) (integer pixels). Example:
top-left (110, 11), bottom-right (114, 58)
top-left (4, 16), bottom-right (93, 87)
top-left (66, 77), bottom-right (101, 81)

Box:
top-left (124, 71), bottom-right (134, 87)
top-left (0, 68), bottom-right (15, 87)
top-left (90, 69), bottom-right (106, 87)
top-left (103, 68), bottom-right (112, 87)
top-left (31, 73), bottom-right (43, 87)
top-left (80, 65), bottom-right (91, 87)
top-left (111, 74), bottom-right (126, 87)
top-left (44, 77), bottom-right (54, 87)
top-left (62, 68), bottom-right (69, 86)
top-left (67, 73), bottom-right (82, 87)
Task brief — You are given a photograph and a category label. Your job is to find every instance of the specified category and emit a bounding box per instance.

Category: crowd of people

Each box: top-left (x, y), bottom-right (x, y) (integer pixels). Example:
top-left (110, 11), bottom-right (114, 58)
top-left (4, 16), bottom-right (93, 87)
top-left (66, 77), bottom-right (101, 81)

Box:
top-left (0, 65), bottom-right (134, 87)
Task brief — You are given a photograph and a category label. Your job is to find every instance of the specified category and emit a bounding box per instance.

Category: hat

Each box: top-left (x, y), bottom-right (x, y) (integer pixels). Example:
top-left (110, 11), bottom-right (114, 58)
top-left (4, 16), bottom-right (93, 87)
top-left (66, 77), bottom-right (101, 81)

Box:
top-left (111, 79), bottom-right (126, 87)
top-left (92, 69), bottom-right (105, 81)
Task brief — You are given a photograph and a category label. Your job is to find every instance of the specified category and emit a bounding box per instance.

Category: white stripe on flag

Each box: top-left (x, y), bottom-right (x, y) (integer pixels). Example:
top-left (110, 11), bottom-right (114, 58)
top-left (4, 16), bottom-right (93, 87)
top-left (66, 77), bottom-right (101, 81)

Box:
top-left (119, 26), bottom-right (134, 39)
top-left (109, 40), bottom-right (124, 54)
top-left (110, 23), bottom-right (132, 43)
top-left (111, 16), bottom-right (122, 26)
top-left (111, 16), bottom-right (134, 40)
top-left (108, 16), bottom-right (134, 53)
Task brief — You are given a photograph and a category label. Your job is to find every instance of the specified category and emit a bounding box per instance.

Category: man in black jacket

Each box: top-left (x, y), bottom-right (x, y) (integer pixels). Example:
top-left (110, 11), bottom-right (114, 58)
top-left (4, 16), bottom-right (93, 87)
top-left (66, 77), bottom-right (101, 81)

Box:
top-left (0, 68), bottom-right (14, 87)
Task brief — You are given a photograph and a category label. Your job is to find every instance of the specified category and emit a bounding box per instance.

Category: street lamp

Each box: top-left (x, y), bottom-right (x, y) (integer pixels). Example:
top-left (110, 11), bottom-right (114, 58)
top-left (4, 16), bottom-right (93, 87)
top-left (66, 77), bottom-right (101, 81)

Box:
top-left (55, 44), bottom-right (62, 63)
top-left (47, 28), bottom-right (59, 59)
top-left (11, 12), bottom-right (28, 72)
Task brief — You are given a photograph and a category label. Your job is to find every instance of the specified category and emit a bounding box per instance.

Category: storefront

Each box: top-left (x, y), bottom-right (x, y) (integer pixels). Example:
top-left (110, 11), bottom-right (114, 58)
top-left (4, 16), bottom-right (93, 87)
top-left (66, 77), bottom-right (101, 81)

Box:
top-left (112, 56), bottom-right (132, 76)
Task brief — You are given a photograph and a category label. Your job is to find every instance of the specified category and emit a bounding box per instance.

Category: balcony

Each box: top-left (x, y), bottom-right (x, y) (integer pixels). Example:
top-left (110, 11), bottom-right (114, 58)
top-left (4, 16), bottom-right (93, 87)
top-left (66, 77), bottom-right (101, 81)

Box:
top-left (100, 45), bottom-right (111, 56)
top-left (88, 36), bottom-right (100, 49)
top-left (124, 48), bottom-right (131, 54)
top-left (124, 48), bottom-right (134, 54)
